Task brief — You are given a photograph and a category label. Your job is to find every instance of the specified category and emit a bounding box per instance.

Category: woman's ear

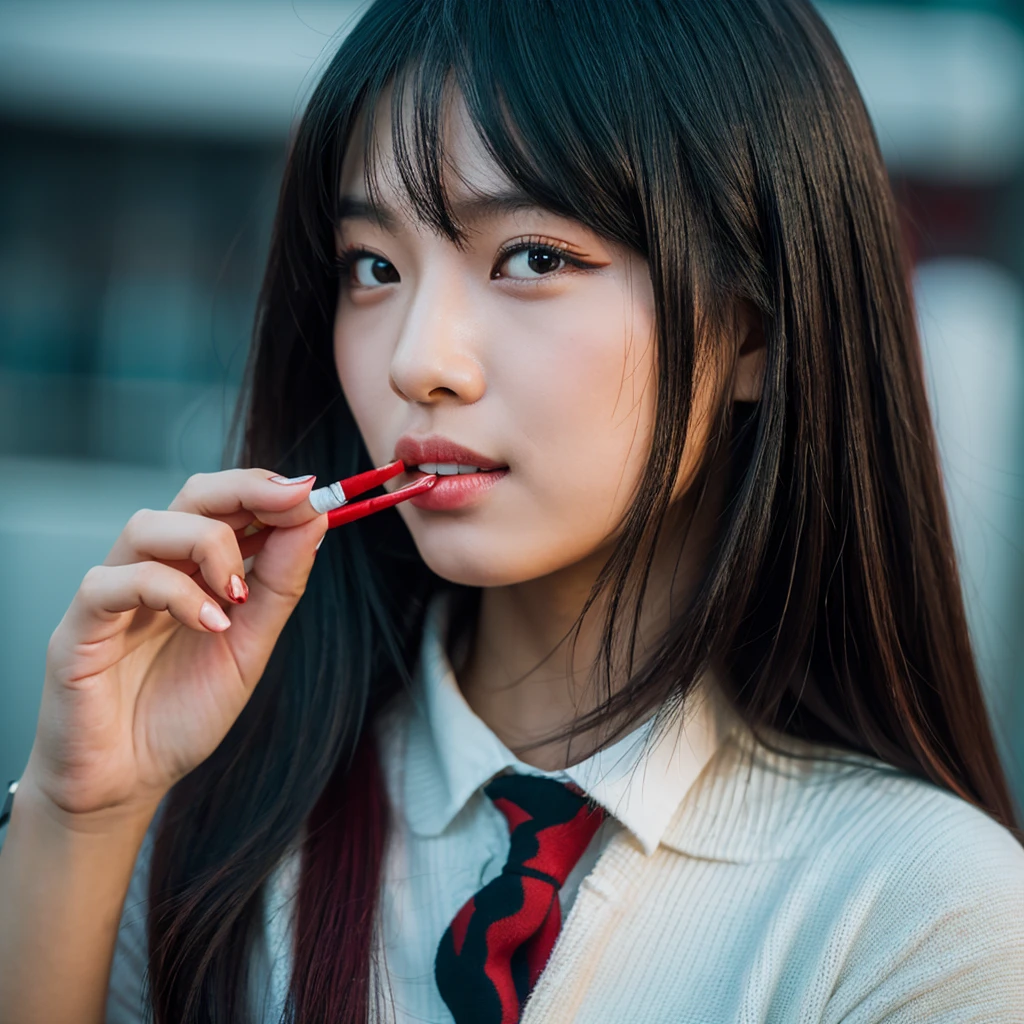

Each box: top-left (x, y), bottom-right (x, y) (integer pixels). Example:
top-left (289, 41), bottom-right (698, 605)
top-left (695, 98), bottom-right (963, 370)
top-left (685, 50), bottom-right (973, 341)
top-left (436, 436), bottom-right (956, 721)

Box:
top-left (732, 299), bottom-right (766, 403)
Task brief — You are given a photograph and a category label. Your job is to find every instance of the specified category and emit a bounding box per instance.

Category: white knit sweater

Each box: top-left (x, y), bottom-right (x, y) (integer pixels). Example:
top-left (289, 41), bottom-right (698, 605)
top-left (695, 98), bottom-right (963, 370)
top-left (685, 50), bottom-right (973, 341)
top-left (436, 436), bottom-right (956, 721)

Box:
top-left (91, 593), bottom-right (1024, 1022)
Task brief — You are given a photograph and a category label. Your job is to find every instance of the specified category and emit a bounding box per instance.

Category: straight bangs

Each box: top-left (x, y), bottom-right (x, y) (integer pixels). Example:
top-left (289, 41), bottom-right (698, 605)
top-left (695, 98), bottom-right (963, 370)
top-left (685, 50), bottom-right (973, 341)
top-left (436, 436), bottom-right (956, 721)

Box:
top-left (313, 2), bottom-right (654, 255)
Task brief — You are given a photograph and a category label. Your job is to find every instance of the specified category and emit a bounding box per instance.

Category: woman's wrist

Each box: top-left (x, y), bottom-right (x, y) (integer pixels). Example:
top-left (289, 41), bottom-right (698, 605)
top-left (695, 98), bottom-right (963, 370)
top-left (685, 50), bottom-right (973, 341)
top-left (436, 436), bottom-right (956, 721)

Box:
top-left (0, 765), bottom-right (157, 1024)
top-left (13, 758), bottom-right (163, 841)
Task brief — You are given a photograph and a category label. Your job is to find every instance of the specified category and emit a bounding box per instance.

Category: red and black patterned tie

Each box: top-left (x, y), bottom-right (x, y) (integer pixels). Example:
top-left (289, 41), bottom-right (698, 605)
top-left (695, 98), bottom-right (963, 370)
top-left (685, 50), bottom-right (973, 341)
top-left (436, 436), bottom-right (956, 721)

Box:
top-left (434, 773), bottom-right (607, 1024)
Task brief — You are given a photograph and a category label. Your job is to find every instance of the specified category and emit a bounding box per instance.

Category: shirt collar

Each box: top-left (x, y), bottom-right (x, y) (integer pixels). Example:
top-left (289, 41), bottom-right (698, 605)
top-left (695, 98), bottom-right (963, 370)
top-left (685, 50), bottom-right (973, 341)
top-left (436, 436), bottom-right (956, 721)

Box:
top-left (402, 591), bottom-right (739, 856)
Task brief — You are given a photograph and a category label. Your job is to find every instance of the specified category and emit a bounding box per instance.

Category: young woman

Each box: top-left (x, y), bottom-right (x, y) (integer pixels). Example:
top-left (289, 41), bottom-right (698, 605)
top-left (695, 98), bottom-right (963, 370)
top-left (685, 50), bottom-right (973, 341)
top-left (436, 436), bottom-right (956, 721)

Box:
top-left (2, 0), bottom-right (1022, 1021)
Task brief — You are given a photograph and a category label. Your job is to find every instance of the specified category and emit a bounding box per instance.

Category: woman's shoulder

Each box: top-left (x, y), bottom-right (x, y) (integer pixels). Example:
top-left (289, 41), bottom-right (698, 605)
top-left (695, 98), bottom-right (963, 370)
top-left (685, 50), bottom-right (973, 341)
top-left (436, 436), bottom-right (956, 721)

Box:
top-left (671, 722), bottom-right (1024, 871)
top-left (665, 723), bottom-right (1024, 938)
top-left (657, 729), bottom-right (1024, 1020)
top-left (756, 737), bottom-right (1024, 1022)
top-left (784, 740), bottom-right (1024, 924)
top-left (786, 732), bottom-right (1023, 878)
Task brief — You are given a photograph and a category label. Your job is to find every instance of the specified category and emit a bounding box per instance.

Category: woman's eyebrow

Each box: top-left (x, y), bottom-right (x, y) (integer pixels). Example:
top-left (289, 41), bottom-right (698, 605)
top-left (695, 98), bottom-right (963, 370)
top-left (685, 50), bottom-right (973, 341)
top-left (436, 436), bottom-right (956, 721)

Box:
top-left (337, 187), bottom-right (548, 231)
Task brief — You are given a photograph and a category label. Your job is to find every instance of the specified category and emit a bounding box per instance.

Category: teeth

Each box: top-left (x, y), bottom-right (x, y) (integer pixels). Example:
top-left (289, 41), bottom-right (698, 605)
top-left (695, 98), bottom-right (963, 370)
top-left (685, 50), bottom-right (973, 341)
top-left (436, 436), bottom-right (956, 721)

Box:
top-left (415, 463), bottom-right (494, 475)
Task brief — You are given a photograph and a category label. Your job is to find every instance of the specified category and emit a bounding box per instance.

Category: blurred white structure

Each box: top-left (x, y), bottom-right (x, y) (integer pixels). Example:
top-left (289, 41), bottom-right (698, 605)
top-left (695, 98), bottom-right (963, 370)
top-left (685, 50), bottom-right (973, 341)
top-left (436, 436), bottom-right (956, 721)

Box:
top-left (915, 259), bottom-right (1024, 777)
top-left (0, 2), bottom-right (1021, 178)
top-left (0, 0), bottom-right (363, 137)
top-left (821, 5), bottom-right (1024, 179)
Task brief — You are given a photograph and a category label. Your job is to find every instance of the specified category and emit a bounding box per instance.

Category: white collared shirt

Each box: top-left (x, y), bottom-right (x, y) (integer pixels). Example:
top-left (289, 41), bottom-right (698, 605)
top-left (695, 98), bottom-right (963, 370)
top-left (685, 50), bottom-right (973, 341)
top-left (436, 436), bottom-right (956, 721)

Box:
top-left (254, 590), bottom-right (735, 1023)
top-left (366, 591), bottom-right (733, 1021)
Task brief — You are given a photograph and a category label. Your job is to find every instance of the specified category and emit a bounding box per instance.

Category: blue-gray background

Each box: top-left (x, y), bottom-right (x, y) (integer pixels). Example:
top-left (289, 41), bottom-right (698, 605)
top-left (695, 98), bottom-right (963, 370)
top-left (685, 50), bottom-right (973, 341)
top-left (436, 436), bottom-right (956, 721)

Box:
top-left (1, 1), bottom-right (1022, 807)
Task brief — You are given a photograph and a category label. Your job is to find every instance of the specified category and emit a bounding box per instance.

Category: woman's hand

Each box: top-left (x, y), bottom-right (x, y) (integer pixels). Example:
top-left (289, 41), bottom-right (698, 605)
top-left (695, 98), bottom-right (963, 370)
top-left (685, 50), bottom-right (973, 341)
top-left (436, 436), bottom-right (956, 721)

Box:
top-left (20, 469), bottom-right (329, 827)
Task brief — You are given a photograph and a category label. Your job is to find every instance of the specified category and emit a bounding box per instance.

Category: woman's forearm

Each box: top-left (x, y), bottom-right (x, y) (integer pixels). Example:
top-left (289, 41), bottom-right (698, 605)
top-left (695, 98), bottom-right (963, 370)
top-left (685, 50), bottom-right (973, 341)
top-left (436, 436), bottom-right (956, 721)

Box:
top-left (0, 775), bottom-right (158, 1024)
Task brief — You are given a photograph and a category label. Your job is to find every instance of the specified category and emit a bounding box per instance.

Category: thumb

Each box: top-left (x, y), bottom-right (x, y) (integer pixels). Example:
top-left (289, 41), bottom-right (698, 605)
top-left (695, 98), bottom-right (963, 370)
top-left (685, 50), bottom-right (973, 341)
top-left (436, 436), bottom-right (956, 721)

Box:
top-left (223, 513), bottom-right (328, 684)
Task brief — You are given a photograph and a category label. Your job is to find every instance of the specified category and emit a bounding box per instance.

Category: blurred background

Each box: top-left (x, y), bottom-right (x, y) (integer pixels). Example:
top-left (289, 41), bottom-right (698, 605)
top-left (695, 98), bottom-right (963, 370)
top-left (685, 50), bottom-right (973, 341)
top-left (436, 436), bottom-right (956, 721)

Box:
top-left (1, 1), bottom-right (1022, 805)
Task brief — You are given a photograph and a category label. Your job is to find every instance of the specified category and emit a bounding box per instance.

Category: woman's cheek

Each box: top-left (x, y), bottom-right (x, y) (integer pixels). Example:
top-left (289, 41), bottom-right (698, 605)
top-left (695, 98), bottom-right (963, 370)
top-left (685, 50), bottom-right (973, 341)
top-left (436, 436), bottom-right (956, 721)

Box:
top-left (532, 304), bottom-right (649, 445)
top-left (334, 331), bottom-right (395, 457)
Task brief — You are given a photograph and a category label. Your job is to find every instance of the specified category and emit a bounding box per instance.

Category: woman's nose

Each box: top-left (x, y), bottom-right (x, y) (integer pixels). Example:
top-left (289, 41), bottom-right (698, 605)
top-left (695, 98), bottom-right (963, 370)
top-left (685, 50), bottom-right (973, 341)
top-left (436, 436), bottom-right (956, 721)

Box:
top-left (388, 269), bottom-right (486, 405)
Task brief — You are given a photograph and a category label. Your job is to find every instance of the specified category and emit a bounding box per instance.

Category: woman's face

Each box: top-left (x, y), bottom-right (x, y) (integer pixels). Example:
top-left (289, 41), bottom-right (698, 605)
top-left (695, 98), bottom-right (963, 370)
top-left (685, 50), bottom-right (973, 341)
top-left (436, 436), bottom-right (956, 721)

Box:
top-left (333, 92), bottom-right (712, 587)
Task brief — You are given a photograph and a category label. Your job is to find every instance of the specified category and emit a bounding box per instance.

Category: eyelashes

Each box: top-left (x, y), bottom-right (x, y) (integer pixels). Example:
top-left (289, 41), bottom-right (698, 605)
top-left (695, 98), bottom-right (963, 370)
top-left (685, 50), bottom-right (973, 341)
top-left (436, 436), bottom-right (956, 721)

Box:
top-left (334, 235), bottom-right (600, 289)
top-left (491, 237), bottom-right (597, 279)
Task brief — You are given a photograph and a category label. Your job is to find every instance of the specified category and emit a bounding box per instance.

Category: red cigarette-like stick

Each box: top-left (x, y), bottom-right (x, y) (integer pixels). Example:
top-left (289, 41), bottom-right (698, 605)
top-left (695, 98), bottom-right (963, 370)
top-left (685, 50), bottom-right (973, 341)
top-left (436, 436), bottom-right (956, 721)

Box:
top-left (327, 473), bottom-right (437, 528)
top-left (239, 460), bottom-right (436, 539)
top-left (331, 459), bottom-right (405, 501)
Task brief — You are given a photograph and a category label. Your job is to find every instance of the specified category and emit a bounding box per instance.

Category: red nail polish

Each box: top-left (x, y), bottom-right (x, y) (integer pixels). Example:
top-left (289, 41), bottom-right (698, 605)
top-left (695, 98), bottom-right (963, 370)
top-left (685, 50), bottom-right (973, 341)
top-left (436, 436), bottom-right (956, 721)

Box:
top-left (227, 574), bottom-right (248, 603)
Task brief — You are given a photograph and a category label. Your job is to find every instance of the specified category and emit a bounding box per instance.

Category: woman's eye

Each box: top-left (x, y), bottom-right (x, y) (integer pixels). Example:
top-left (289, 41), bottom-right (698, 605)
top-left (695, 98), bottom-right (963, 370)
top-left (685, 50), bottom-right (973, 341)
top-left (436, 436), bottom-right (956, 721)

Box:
top-left (339, 251), bottom-right (400, 288)
top-left (496, 245), bottom-right (576, 281)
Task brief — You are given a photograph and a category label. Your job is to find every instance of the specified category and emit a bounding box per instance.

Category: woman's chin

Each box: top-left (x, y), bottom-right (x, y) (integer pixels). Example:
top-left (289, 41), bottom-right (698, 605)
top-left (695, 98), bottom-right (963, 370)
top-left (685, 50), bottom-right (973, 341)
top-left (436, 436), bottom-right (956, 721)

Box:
top-left (421, 555), bottom-right (524, 589)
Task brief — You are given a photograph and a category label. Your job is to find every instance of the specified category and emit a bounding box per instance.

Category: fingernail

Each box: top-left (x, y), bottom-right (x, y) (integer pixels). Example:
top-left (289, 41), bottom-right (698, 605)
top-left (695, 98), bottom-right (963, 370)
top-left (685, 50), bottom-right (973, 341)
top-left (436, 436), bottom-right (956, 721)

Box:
top-left (227, 574), bottom-right (248, 603)
top-left (199, 601), bottom-right (231, 631)
top-left (315, 536), bottom-right (324, 551)
top-left (270, 474), bottom-right (316, 485)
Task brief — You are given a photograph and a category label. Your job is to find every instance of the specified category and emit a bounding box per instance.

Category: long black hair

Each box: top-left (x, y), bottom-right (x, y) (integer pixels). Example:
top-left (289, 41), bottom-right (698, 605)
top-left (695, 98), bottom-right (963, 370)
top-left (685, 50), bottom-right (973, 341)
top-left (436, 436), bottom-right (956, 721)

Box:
top-left (145, 1), bottom-right (1022, 1020)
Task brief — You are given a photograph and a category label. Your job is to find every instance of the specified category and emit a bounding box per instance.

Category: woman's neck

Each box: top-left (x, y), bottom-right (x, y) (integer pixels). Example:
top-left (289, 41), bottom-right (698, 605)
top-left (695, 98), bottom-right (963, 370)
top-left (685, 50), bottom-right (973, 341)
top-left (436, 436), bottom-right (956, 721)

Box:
top-left (456, 472), bottom-right (725, 771)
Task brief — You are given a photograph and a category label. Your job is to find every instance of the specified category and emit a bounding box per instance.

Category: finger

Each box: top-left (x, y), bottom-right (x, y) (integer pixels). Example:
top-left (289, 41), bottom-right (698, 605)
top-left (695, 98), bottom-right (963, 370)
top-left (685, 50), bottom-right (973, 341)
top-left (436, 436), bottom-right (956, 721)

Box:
top-left (212, 512), bottom-right (326, 683)
top-left (168, 469), bottom-right (321, 529)
top-left (61, 561), bottom-right (233, 650)
top-left (104, 510), bottom-right (248, 605)
top-left (102, 526), bottom-right (271, 611)
top-left (179, 525), bottom-right (273, 599)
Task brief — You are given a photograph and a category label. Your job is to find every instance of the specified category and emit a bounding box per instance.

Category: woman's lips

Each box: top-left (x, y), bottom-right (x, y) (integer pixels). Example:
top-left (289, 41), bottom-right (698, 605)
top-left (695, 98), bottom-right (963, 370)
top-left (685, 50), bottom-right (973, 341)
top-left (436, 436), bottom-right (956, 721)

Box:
top-left (398, 466), bottom-right (509, 511)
